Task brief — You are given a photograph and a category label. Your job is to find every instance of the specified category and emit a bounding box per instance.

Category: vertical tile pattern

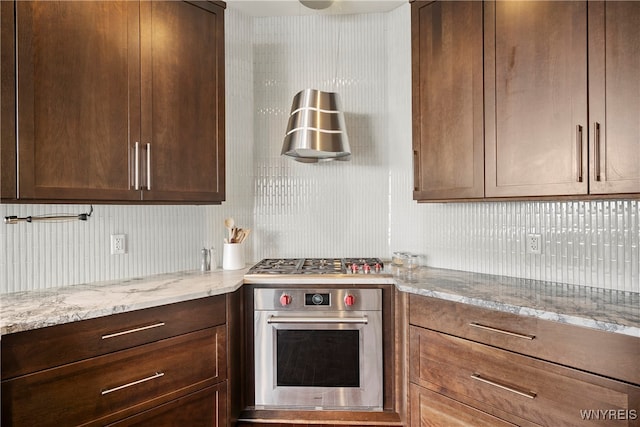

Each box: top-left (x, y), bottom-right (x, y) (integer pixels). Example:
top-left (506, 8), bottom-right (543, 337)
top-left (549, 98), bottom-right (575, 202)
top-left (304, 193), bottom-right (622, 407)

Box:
top-left (386, 4), bottom-right (638, 292)
top-left (0, 204), bottom-right (207, 293)
top-left (1, 6), bottom-right (637, 294)
top-left (252, 13), bottom-right (390, 260)
top-left (206, 8), bottom-right (256, 268)
top-left (0, 9), bottom-right (256, 293)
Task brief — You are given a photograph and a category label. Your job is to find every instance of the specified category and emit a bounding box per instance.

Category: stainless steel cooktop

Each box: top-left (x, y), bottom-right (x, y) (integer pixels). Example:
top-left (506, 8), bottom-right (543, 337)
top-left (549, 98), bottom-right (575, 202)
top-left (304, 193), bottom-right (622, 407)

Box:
top-left (247, 258), bottom-right (385, 275)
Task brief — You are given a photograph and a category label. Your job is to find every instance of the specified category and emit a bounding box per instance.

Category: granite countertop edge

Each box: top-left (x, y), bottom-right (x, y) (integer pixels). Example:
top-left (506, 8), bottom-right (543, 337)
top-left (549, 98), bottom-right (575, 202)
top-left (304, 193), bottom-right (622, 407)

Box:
top-left (1, 266), bottom-right (638, 338)
top-left (395, 266), bottom-right (639, 338)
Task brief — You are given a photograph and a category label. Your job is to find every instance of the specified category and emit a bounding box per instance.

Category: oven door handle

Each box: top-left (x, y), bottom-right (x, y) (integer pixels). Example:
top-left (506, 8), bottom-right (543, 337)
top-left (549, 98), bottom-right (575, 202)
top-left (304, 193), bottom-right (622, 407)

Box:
top-left (267, 315), bottom-right (368, 325)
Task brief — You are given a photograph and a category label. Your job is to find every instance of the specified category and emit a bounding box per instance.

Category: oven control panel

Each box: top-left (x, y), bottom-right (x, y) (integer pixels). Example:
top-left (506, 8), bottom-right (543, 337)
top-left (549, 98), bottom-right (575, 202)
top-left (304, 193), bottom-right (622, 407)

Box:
top-left (305, 293), bottom-right (330, 306)
top-left (255, 288), bottom-right (381, 311)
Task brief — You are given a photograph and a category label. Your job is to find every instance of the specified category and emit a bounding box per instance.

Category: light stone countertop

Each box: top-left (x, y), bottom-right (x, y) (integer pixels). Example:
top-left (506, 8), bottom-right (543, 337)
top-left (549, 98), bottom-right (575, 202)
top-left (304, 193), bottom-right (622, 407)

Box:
top-left (0, 267), bottom-right (248, 335)
top-left (395, 266), bottom-right (640, 338)
top-left (1, 265), bottom-right (638, 338)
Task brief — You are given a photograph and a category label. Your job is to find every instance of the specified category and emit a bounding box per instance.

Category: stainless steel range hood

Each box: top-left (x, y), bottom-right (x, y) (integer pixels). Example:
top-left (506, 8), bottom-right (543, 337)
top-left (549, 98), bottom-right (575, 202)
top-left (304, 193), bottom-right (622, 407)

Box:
top-left (281, 89), bottom-right (351, 163)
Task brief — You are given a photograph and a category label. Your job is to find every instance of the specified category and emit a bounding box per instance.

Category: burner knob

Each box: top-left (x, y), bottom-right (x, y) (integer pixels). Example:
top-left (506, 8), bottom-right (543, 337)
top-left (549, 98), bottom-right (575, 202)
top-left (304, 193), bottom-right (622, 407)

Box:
top-left (363, 263), bottom-right (371, 274)
top-left (350, 263), bottom-right (359, 274)
top-left (280, 293), bottom-right (292, 306)
top-left (344, 294), bottom-right (356, 307)
top-left (374, 263), bottom-right (382, 273)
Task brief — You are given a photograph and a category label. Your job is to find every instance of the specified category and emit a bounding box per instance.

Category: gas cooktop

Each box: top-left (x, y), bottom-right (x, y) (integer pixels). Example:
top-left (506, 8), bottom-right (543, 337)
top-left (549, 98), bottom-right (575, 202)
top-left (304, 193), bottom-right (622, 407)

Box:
top-left (247, 258), bottom-right (385, 275)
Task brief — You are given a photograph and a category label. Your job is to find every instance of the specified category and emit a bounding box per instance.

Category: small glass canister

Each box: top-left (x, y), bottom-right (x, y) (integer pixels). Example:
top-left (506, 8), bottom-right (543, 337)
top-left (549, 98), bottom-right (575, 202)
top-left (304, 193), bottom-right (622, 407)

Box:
top-left (406, 254), bottom-right (419, 270)
top-left (392, 251), bottom-right (409, 267)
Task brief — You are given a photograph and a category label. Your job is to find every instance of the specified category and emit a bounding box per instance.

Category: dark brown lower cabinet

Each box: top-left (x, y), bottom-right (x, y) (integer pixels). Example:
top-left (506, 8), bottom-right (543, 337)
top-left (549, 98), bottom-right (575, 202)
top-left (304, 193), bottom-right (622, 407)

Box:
top-left (408, 294), bottom-right (640, 427)
top-left (1, 296), bottom-right (228, 426)
top-left (410, 383), bottom-right (515, 427)
top-left (109, 382), bottom-right (227, 427)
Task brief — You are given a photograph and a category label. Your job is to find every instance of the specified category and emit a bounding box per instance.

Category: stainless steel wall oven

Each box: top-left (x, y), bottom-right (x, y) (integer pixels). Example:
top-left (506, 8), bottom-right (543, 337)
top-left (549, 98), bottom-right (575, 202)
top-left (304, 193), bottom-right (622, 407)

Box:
top-left (254, 287), bottom-right (383, 410)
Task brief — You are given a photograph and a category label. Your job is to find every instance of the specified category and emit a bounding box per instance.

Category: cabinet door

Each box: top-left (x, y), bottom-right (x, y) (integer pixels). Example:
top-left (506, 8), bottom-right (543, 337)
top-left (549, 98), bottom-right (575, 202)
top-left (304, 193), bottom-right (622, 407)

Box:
top-left (2, 296), bottom-right (227, 379)
top-left (140, 1), bottom-right (225, 203)
top-left (15, 1), bottom-right (141, 201)
top-left (1, 2), bottom-right (16, 199)
top-left (410, 326), bottom-right (640, 427)
top-left (107, 382), bottom-right (227, 427)
top-left (410, 384), bottom-right (516, 427)
top-left (2, 327), bottom-right (226, 426)
top-left (588, 1), bottom-right (640, 195)
top-left (412, 1), bottom-right (484, 200)
top-left (484, 1), bottom-right (588, 197)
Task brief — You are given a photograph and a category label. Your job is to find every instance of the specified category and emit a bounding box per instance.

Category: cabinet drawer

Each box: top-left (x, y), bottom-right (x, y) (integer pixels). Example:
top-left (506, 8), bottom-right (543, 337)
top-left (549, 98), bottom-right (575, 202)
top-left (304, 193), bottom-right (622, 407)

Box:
top-left (107, 382), bottom-right (227, 427)
top-left (2, 295), bottom-right (226, 379)
top-left (410, 383), bottom-right (516, 427)
top-left (2, 326), bottom-right (226, 427)
top-left (410, 327), bottom-right (640, 427)
top-left (409, 294), bottom-right (640, 384)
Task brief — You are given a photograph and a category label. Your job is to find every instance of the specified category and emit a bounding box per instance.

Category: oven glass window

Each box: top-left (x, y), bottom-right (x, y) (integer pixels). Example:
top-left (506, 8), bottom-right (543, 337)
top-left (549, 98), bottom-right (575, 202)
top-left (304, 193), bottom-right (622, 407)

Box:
top-left (276, 330), bottom-right (360, 387)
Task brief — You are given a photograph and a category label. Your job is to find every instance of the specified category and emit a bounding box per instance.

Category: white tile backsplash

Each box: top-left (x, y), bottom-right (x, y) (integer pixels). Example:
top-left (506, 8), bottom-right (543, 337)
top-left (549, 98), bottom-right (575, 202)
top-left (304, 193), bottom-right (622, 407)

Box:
top-left (1, 4), bottom-right (638, 294)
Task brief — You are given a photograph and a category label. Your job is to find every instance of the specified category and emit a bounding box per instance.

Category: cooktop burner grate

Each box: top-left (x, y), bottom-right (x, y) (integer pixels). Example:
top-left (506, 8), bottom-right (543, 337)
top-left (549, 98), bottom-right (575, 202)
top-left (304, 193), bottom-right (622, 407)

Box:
top-left (247, 258), bottom-right (384, 275)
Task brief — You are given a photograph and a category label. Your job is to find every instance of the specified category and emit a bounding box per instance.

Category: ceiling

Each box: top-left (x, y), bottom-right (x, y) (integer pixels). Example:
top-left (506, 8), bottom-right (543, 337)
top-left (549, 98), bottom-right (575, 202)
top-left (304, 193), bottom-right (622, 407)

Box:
top-left (226, 0), bottom-right (407, 17)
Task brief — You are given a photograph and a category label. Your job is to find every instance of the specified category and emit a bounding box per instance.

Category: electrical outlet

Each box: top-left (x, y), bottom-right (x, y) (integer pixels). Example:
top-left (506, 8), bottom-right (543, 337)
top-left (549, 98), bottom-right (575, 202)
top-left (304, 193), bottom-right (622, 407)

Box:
top-left (526, 234), bottom-right (542, 254)
top-left (111, 234), bottom-right (126, 255)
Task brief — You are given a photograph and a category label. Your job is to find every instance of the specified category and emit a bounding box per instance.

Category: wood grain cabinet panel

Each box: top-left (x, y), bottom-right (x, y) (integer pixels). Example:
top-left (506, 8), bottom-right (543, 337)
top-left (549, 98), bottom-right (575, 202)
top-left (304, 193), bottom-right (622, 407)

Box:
top-left (140, 1), bottom-right (225, 202)
top-left (0, 1), bottom-right (17, 198)
top-left (412, 0), bottom-right (639, 200)
top-left (408, 294), bottom-right (640, 426)
top-left (411, 1), bottom-right (484, 200)
top-left (588, 1), bottom-right (640, 195)
top-left (1, 295), bottom-right (229, 427)
top-left (13, 0), bottom-right (140, 201)
top-left (108, 382), bottom-right (228, 427)
top-left (2, 296), bottom-right (226, 379)
top-left (484, 1), bottom-right (589, 197)
top-left (410, 326), bottom-right (640, 427)
top-left (410, 383), bottom-right (516, 427)
top-left (409, 294), bottom-right (640, 385)
top-left (1, 0), bottom-right (225, 203)
top-left (2, 326), bottom-right (226, 426)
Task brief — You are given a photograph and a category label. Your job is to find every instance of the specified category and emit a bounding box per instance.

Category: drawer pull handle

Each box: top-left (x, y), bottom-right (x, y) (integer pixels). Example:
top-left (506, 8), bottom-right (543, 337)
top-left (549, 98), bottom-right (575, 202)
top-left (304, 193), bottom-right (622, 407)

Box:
top-left (101, 372), bottom-right (165, 395)
top-left (469, 322), bottom-right (535, 340)
top-left (471, 373), bottom-right (536, 399)
top-left (101, 322), bottom-right (166, 340)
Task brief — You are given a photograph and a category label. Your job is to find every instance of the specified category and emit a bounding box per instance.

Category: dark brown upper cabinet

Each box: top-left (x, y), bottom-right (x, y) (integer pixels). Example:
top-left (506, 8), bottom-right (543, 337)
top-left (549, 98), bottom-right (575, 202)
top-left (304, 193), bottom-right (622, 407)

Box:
top-left (1, 1), bottom-right (225, 203)
top-left (588, 1), bottom-right (640, 195)
top-left (484, 1), bottom-right (588, 198)
top-left (412, 0), bottom-right (639, 201)
top-left (412, 1), bottom-right (484, 200)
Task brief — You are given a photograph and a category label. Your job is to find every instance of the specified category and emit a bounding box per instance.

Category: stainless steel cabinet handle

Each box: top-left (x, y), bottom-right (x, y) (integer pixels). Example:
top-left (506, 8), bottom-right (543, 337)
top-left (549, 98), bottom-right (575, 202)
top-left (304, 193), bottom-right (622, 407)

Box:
top-left (101, 372), bottom-right (164, 396)
top-left (471, 373), bottom-right (536, 399)
top-left (146, 143), bottom-right (151, 190)
top-left (576, 125), bottom-right (583, 182)
top-left (134, 142), bottom-right (140, 190)
top-left (101, 322), bottom-right (166, 340)
top-left (267, 316), bottom-right (368, 325)
top-left (594, 122), bottom-right (601, 181)
top-left (413, 150), bottom-right (420, 192)
top-left (469, 322), bottom-right (535, 340)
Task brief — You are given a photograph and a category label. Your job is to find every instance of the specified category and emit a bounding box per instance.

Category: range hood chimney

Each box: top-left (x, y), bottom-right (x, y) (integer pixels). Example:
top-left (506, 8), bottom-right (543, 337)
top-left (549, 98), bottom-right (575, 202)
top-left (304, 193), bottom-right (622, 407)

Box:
top-left (281, 89), bottom-right (351, 163)
top-left (299, 0), bottom-right (334, 10)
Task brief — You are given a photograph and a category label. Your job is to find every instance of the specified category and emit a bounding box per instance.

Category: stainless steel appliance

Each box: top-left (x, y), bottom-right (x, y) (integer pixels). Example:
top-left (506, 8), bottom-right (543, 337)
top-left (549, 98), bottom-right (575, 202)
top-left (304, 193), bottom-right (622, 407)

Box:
top-left (246, 257), bottom-right (385, 276)
top-left (253, 268), bottom-right (384, 410)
